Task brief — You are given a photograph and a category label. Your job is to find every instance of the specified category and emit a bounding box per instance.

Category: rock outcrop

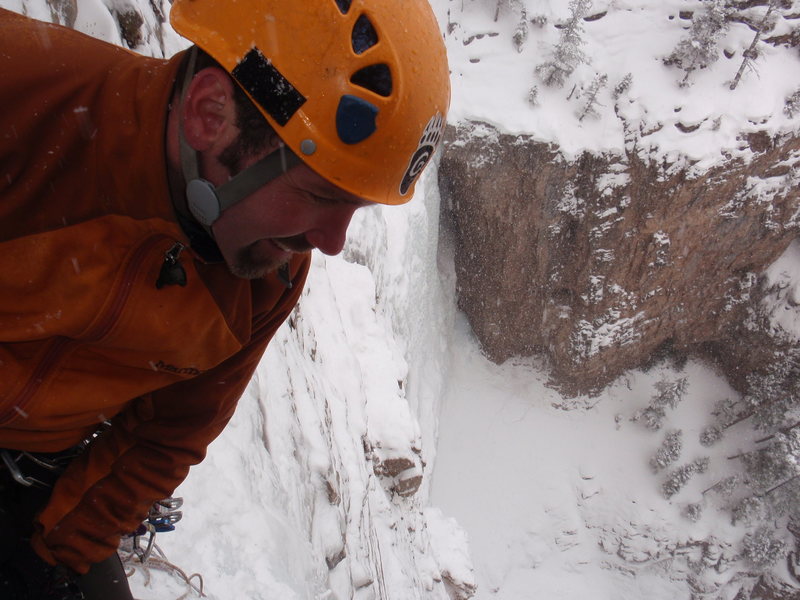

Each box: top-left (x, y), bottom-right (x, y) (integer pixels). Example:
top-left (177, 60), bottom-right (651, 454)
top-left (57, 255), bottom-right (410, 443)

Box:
top-left (439, 121), bottom-right (800, 394)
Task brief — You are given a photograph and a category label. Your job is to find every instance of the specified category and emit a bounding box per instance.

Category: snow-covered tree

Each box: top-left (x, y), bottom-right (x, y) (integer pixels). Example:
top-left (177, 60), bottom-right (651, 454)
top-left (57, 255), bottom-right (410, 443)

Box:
top-left (700, 423), bottom-right (724, 446)
top-left (662, 457), bottom-right (709, 499)
top-left (703, 474), bottom-right (740, 498)
top-left (664, 0), bottom-right (732, 87)
top-left (698, 397), bottom-right (746, 448)
top-left (712, 356), bottom-right (800, 538)
top-left (764, 473), bottom-right (800, 520)
top-left (487, 0), bottom-right (529, 52)
top-left (651, 429), bottom-right (683, 472)
top-left (491, 0), bottom-right (523, 22)
top-left (742, 527), bottom-right (786, 568)
top-left (530, 14), bottom-right (548, 28)
top-left (632, 377), bottom-right (689, 431)
top-left (743, 359), bottom-right (800, 432)
top-left (741, 436), bottom-right (798, 494)
top-left (535, 0), bottom-right (592, 88)
top-left (513, 9), bottom-right (528, 52)
top-left (712, 397), bottom-right (742, 427)
top-left (722, 430), bottom-right (800, 578)
top-left (577, 73), bottom-right (607, 121)
top-left (528, 85), bottom-right (540, 107)
top-left (785, 88), bottom-right (800, 118)
top-left (683, 502), bottom-right (704, 522)
top-left (612, 72), bottom-right (632, 100)
top-left (731, 496), bottom-right (767, 526)
top-left (729, 0), bottom-right (780, 90)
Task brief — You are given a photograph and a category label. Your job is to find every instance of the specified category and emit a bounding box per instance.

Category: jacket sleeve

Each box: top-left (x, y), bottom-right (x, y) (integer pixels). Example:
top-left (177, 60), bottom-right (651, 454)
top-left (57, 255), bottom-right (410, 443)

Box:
top-left (30, 260), bottom-right (309, 574)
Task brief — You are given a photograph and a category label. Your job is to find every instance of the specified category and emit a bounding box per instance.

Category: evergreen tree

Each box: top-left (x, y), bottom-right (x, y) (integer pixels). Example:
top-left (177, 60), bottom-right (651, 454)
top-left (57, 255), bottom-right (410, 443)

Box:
top-left (712, 397), bottom-right (742, 428)
top-left (700, 423), bottom-right (723, 447)
top-left (741, 437), bottom-right (798, 494)
top-left (530, 14), bottom-right (548, 28)
top-left (535, 0), bottom-right (592, 88)
top-left (729, 0), bottom-right (780, 90)
top-left (699, 397), bottom-right (745, 448)
top-left (492, 0), bottom-right (529, 51)
top-left (742, 527), bottom-right (785, 569)
top-left (577, 73), bottom-right (608, 121)
top-left (513, 9), bottom-right (528, 52)
top-left (764, 474), bottom-right (800, 520)
top-left (785, 89), bottom-right (800, 118)
top-left (731, 496), bottom-right (767, 526)
top-left (664, 0), bottom-right (731, 87)
top-left (632, 377), bottom-right (689, 431)
top-left (683, 502), bottom-right (703, 522)
top-left (662, 458), bottom-right (709, 499)
top-left (744, 358), bottom-right (800, 432)
top-left (528, 85), bottom-right (540, 107)
top-left (702, 474), bottom-right (740, 498)
top-left (492, 0), bottom-right (517, 22)
top-left (651, 429), bottom-right (683, 472)
top-left (612, 73), bottom-right (632, 100)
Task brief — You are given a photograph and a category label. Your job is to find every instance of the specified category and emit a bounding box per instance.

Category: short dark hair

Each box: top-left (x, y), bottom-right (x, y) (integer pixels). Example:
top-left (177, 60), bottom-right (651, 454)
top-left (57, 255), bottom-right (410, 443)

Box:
top-left (194, 47), bottom-right (276, 174)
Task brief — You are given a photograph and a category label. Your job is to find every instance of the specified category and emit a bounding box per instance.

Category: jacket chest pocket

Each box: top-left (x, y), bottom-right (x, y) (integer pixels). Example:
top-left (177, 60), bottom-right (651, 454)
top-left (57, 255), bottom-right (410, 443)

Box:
top-left (0, 220), bottom-right (247, 429)
top-left (89, 235), bottom-right (244, 374)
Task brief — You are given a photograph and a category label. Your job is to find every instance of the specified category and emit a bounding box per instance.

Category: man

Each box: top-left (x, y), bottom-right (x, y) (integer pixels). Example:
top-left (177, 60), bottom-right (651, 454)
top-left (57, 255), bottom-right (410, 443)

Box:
top-left (0, 0), bottom-right (449, 596)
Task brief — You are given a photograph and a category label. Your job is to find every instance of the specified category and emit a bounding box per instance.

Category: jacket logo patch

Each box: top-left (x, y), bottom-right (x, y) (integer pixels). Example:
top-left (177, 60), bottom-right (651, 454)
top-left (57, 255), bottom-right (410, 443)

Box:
top-left (151, 360), bottom-right (204, 377)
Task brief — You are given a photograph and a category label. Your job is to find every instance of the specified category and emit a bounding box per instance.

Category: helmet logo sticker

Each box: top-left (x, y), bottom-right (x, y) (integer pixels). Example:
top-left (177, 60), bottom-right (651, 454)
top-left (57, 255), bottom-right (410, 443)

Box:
top-left (399, 113), bottom-right (445, 196)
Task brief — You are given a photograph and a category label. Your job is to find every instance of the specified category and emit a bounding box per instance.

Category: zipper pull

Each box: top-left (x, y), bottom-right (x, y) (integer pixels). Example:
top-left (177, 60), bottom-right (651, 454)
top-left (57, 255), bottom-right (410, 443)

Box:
top-left (156, 242), bottom-right (187, 289)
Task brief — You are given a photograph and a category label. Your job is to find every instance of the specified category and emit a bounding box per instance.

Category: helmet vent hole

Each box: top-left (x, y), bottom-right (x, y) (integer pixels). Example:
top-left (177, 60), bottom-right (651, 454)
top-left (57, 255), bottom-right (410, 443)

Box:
top-left (351, 64), bottom-right (392, 97)
top-left (334, 0), bottom-right (351, 14)
top-left (352, 14), bottom-right (378, 54)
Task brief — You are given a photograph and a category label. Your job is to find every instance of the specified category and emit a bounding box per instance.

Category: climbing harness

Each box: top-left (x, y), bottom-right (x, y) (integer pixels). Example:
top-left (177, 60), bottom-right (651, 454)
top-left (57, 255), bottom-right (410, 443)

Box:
top-left (0, 422), bottom-right (106, 488)
top-left (0, 448), bottom-right (74, 488)
top-left (0, 440), bottom-right (203, 599)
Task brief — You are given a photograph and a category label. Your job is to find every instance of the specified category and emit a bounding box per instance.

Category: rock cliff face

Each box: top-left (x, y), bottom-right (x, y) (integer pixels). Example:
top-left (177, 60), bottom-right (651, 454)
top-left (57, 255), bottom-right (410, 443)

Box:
top-left (439, 121), bottom-right (800, 394)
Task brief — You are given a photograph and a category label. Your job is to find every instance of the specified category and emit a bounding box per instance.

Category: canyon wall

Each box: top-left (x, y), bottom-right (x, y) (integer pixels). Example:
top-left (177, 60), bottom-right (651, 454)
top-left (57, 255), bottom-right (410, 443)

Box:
top-left (439, 121), bottom-right (800, 393)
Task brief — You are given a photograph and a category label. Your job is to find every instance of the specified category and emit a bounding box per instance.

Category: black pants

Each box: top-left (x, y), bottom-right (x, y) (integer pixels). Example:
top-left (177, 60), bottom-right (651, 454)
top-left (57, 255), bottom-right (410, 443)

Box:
top-left (0, 450), bottom-right (134, 600)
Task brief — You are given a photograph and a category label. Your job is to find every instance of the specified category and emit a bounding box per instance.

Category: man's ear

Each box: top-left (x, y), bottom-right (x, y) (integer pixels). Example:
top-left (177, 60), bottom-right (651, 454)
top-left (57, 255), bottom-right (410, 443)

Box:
top-left (181, 67), bottom-right (237, 152)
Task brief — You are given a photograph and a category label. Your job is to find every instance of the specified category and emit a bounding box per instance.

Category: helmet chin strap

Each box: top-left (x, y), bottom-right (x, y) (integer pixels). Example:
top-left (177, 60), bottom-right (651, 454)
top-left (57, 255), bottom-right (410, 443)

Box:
top-left (178, 47), bottom-right (302, 236)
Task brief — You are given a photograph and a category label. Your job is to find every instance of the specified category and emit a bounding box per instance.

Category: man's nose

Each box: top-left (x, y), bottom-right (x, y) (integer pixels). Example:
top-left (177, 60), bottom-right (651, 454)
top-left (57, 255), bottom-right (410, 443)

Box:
top-left (305, 206), bottom-right (358, 256)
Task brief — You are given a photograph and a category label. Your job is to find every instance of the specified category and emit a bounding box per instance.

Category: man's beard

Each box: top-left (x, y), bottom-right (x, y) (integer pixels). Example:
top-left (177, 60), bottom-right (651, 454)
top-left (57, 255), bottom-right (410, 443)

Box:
top-left (227, 235), bottom-right (312, 279)
top-left (227, 244), bottom-right (286, 279)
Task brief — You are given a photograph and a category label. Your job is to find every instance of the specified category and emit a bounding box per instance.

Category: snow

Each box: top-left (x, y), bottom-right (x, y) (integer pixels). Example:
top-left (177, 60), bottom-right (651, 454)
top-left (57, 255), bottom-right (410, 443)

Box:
top-left (431, 318), bottom-right (759, 599)
top-left (73, 0), bottom-right (124, 47)
top-left (446, 0), bottom-right (800, 170)
top-left (3, 0), bottom-right (800, 598)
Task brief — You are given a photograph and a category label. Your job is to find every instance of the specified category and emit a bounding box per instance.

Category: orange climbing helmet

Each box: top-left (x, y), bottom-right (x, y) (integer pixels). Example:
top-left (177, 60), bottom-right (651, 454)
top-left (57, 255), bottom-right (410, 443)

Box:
top-left (170, 0), bottom-right (450, 205)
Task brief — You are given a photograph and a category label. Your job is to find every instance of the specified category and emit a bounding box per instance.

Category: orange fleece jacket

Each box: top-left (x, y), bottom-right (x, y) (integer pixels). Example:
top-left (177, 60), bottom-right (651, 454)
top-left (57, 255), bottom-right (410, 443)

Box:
top-left (0, 8), bottom-right (310, 573)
